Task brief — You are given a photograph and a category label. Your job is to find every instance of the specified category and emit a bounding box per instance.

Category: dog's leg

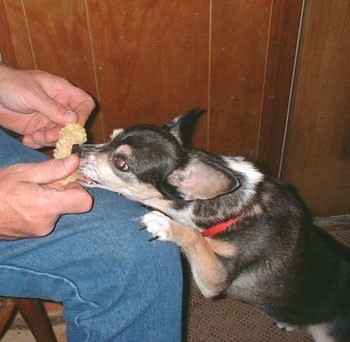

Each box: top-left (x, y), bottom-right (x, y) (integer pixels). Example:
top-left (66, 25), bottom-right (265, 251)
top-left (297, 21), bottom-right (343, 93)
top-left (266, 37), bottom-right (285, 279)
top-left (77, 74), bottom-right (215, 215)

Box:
top-left (141, 211), bottom-right (232, 298)
top-left (307, 324), bottom-right (336, 342)
top-left (307, 315), bottom-right (350, 342)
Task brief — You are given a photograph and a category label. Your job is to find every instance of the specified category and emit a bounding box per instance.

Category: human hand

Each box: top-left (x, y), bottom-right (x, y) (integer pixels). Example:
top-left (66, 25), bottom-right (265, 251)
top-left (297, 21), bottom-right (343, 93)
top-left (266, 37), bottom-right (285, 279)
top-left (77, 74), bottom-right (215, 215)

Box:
top-left (0, 154), bottom-right (92, 240)
top-left (0, 65), bottom-right (95, 148)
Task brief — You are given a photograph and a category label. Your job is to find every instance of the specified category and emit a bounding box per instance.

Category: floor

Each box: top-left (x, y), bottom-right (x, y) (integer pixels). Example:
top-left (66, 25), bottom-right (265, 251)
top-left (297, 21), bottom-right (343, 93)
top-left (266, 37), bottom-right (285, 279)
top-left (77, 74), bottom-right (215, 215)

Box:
top-left (1, 222), bottom-right (349, 342)
top-left (1, 324), bottom-right (66, 342)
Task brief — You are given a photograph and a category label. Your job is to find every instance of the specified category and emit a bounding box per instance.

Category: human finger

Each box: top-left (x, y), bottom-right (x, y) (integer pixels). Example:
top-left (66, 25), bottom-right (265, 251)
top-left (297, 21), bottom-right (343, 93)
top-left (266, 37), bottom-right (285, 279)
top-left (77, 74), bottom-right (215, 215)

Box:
top-left (30, 86), bottom-right (78, 125)
top-left (68, 93), bottom-right (95, 126)
top-left (47, 185), bottom-right (93, 214)
top-left (44, 79), bottom-right (95, 126)
top-left (22, 135), bottom-right (43, 149)
top-left (34, 127), bottom-right (62, 145)
top-left (18, 155), bottom-right (79, 184)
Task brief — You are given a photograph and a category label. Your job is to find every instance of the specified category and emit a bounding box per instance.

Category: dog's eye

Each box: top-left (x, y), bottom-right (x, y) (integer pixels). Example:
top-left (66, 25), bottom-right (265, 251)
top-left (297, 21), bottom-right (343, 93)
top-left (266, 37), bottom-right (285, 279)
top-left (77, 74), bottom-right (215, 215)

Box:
top-left (113, 156), bottom-right (129, 171)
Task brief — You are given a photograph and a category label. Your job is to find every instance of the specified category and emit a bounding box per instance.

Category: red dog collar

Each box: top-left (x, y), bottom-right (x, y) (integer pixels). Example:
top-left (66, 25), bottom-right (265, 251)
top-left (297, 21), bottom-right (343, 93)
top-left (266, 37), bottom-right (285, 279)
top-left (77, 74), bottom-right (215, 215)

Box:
top-left (201, 216), bottom-right (239, 238)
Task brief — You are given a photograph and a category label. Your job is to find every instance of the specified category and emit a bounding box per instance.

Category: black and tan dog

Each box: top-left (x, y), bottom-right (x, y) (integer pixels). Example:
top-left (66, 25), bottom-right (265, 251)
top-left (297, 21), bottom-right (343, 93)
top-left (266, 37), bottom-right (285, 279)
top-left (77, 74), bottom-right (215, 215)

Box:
top-left (75, 109), bottom-right (350, 341)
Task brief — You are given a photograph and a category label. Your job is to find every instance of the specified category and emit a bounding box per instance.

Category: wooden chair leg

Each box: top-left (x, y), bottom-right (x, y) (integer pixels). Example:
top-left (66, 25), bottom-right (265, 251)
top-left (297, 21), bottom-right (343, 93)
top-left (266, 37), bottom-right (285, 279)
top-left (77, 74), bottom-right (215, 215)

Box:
top-left (14, 298), bottom-right (57, 342)
top-left (0, 298), bottom-right (16, 332)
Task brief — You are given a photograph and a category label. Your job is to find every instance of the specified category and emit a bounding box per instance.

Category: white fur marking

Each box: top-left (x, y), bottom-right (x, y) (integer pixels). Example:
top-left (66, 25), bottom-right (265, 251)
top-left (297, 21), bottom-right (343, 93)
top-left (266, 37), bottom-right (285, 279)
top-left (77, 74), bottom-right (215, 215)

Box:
top-left (110, 128), bottom-right (124, 140)
top-left (223, 156), bottom-right (263, 207)
top-left (276, 322), bottom-right (298, 332)
top-left (224, 156), bottom-right (263, 186)
top-left (142, 211), bottom-right (172, 241)
top-left (307, 324), bottom-right (334, 342)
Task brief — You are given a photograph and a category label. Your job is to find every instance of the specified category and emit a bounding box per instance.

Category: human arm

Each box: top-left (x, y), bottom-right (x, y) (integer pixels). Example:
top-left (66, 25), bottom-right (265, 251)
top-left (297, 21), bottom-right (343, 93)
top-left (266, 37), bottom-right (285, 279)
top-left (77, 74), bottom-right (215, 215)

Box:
top-left (0, 65), bottom-right (95, 239)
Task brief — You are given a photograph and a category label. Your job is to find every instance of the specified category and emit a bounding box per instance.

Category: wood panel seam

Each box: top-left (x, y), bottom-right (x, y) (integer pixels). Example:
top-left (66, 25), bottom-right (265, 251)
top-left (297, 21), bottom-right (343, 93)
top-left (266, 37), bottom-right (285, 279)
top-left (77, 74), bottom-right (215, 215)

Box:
top-left (256, 0), bottom-right (274, 160)
top-left (20, 0), bottom-right (37, 69)
top-left (207, 0), bottom-right (212, 151)
top-left (278, 0), bottom-right (306, 178)
top-left (84, 0), bottom-right (105, 142)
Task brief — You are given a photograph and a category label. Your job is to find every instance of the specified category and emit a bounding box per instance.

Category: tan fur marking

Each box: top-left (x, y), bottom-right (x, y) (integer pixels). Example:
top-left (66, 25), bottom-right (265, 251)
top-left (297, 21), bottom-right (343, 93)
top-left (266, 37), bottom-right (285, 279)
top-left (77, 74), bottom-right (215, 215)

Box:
top-left (206, 238), bottom-right (237, 258)
top-left (165, 220), bottom-right (229, 297)
top-left (143, 198), bottom-right (173, 211)
top-left (115, 144), bottom-right (133, 156)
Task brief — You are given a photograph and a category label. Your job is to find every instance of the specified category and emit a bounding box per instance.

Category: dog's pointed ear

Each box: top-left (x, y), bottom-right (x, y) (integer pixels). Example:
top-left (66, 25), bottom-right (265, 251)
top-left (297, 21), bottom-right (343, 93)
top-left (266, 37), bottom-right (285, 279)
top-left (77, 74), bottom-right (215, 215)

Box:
top-left (167, 159), bottom-right (240, 200)
top-left (164, 108), bottom-right (206, 147)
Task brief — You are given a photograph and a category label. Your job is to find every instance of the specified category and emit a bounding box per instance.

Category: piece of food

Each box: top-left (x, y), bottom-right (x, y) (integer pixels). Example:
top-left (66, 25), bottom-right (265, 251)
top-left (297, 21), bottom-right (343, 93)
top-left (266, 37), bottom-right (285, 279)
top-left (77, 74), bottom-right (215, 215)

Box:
top-left (53, 122), bottom-right (87, 184)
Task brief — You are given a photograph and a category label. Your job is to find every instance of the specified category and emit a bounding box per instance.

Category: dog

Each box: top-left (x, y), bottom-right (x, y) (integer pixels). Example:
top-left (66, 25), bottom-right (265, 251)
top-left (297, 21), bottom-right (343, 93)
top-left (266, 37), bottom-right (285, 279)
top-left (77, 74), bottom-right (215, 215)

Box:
top-left (74, 108), bottom-right (350, 341)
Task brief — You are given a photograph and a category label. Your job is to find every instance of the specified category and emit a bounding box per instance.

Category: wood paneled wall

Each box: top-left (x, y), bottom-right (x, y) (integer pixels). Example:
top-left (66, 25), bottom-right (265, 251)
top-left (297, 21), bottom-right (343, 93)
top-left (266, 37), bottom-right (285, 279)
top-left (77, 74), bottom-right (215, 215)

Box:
top-left (281, 0), bottom-right (350, 215)
top-left (0, 0), bottom-right (302, 165)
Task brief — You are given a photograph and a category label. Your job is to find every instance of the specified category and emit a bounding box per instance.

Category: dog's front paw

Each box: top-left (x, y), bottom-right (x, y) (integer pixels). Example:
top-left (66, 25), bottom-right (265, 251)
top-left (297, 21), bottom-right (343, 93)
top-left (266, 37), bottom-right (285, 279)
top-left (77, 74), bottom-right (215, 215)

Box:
top-left (141, 211), bottom-right (173, 242)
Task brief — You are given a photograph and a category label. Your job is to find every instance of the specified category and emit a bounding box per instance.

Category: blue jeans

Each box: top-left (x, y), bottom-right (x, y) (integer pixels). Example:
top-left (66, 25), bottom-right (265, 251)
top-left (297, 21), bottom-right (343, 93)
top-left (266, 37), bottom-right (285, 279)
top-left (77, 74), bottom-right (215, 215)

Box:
top-left (0, 130), bottom-right (182, 341)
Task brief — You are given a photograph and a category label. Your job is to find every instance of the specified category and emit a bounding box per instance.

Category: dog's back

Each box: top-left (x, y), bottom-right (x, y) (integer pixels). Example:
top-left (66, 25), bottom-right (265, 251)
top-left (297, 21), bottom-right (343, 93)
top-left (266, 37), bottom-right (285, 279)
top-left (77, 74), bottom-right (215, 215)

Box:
top-left (223, 176), bottom-right (350, 328)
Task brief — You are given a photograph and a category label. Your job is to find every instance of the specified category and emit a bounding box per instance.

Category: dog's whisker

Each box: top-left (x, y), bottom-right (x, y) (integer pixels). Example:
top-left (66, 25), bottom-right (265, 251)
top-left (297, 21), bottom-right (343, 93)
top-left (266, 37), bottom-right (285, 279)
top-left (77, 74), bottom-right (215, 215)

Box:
top-left (149, 235), bottom-right (159, 242)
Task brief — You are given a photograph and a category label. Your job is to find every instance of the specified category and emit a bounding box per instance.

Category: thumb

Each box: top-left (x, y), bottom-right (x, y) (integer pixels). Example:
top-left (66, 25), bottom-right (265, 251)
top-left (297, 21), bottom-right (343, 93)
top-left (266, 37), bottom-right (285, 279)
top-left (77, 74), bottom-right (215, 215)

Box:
top-left (23, 155), bottom-right (80, 184)
top-left (33, 90), bottom-right (77, 124)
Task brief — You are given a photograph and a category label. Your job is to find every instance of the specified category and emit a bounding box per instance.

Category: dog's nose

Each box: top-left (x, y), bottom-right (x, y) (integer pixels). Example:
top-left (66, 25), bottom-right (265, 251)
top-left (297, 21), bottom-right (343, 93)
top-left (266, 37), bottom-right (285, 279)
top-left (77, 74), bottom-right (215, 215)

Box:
top-left (71, 144), bottom-right (82, 157)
